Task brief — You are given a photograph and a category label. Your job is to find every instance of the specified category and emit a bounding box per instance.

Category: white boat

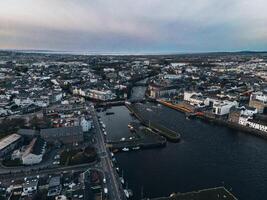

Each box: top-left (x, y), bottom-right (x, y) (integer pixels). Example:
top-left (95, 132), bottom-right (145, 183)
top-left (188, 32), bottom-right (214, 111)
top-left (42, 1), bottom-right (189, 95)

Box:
top-left (124, 189), bottom-right (130, 198)
top-left (132, 146), bottom-right (140, 150)
top-left (122, 147), bottom-right (129, 152)
top-left (146, 108), bottom-right (152, 112)
top-left (120, 177), bottom-right (125, 184)
top-left (120, 170), bottom-right (125, 184)
top-left (103, 131), bottom-right (107, 135)
top-left (120, 137), bottom-right (126, 141)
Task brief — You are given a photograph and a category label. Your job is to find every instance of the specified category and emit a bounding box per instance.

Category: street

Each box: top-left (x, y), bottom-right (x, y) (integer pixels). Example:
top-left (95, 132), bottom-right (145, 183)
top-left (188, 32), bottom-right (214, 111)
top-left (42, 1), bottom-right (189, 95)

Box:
top-left (90, 106), bottom-right (126, 200)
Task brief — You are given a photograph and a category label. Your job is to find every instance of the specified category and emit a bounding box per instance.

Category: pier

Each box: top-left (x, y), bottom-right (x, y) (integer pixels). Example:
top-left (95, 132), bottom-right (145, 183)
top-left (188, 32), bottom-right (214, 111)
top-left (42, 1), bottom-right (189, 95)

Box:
top-left (106, 123), bottom-right (166, 151)
top-left (125, 102), bottom-right (181, 142)
top-left (146, 187), bottom-right (238, 200)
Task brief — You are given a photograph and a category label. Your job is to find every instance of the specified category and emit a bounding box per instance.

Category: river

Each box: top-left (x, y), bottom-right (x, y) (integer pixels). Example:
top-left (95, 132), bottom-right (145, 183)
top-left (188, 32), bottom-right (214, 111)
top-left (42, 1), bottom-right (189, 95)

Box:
top-left (99, 101), bottom-right (267, 200)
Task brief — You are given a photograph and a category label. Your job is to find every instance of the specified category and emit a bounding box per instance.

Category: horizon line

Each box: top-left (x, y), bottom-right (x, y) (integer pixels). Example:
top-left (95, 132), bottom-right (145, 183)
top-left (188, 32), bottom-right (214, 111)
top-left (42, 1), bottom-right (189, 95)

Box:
top-left (0, 48), bottom-right (267, 56)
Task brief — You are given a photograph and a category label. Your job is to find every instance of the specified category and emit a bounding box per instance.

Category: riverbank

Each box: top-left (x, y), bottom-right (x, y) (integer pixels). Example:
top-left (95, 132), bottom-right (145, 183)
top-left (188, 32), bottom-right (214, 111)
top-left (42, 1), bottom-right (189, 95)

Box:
top-left (146, 187), bottom-right (237, 200)
top-left (101, 104), bottom-right (267, 200)
top-left (157, 99), bottom-right (267, 141)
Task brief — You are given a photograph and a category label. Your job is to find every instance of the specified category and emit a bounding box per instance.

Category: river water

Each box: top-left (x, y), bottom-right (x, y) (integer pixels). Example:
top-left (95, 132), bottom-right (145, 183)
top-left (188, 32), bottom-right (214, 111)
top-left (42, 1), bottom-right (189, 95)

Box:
top-left (98, 87), bottom-right (267, 200)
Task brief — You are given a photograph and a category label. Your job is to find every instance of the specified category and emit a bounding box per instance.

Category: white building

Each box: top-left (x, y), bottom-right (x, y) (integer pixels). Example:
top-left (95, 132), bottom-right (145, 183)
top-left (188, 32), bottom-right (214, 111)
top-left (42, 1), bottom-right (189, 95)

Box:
top-left (239, 106), bottom-right (258, 117)
top-left (212, 100), bottom-right (238, 115)
top-left (80, 117), bottom-right (92, 132)
top-left (183, 91), bottom-right (203, 104)
top-left (239, 116), bottom-right (267, 132)
top-left (86, 89), bottom-right (116, 101)
top-left (251, 92), bottom-right (267, 103)
top-left (22, 137), bottom-right (46, 165)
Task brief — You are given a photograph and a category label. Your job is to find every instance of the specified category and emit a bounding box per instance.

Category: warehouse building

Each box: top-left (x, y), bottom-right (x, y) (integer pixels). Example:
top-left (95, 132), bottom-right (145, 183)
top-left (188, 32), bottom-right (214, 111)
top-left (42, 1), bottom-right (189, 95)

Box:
top-left (0, 134), bottom-right (22, 157)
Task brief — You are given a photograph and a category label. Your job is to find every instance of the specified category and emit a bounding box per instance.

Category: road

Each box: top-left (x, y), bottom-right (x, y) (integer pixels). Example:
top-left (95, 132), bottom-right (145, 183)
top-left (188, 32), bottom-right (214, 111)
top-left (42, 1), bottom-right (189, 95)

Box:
top-left (90, 106), bottom-right (126, 200)
top-left (0, 162), bottom-right (96, 185)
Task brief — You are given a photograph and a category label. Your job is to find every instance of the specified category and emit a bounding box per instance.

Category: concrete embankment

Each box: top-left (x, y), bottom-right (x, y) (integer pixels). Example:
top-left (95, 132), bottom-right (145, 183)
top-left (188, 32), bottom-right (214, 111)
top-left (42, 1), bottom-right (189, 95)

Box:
top-left (144, 187), bottom-right (238, 200)
top-left (107, 123), bottom-right (166, 151)
top-left (198, 115), bottom-right (267, 140)
top-left (158, 99), bottom-right (267, 140)
top-left (125, 102), bottom-right (180, 142)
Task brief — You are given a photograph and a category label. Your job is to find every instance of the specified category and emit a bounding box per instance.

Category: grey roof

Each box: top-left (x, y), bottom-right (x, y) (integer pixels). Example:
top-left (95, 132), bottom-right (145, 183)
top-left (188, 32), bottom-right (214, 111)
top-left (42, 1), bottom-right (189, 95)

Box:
top-left (32, 137), bottom-right (46, 155)
top-left (49, 176), bottom-right (61, 188)
top-left (40, 126), bottom-right (83, 137)
top-left (18, 129), bottom-right (38, 136)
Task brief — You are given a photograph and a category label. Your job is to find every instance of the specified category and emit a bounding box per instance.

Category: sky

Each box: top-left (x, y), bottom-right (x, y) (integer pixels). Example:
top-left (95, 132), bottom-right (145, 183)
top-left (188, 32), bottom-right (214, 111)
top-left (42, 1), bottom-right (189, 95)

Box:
top-left (0, 0), bottom-right (267, 54)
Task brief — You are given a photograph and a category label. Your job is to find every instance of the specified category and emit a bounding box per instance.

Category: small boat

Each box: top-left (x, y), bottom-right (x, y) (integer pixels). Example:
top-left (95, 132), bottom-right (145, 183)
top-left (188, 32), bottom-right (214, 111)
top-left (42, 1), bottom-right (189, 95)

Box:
top-left (132, 146), bottom-right (140, 150)
top-left (112, 149), bottom-right (119, 153)
top-left (120, 137), bottom-right (126, 141)
top-left (103, 131), bottom-right (107, 135)
top-left (106, 112), bottom-right (114, 115)
top-left (124, 183), bottom-right (133, 198)
top-left (120, 177), bottom-right (125, 185)
top-left (122, 147), bottom-right (129, 152)
top-left (124, 189), bottom-right (130, 198)
top-left (120, 170), bottom-right (125, 185)
top-left (146, 108), bottom-right (152, 112)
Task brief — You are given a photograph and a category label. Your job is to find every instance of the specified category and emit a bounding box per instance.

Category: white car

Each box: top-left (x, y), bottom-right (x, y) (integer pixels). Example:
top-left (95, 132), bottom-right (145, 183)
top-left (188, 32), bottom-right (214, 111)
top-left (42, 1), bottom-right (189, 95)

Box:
top-left (104, 188), bottom-right (108, 194)
top-left (53, 161), bottom-right (60, 165)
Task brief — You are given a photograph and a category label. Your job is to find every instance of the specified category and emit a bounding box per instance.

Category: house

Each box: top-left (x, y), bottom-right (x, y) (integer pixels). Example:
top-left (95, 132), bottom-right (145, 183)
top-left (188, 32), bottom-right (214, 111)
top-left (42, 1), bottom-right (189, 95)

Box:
top-left (40, 126), bottom-right (84, 145)
top-left (0, 134), bottom-right (22, 157)
top-left (47, 176), bottom-right (62, 197)
top-left (22, 137), bottom-right (46, 165)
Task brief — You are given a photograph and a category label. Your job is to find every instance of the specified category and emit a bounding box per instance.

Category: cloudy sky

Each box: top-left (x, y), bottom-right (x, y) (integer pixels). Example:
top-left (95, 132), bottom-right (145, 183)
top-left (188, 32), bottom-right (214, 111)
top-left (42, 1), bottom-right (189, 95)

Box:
top-left (0, 0), bottom-right (266, 53)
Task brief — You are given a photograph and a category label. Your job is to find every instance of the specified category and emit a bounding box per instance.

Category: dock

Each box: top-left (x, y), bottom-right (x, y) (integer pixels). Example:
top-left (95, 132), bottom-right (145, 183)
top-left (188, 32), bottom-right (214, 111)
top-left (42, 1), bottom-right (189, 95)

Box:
top-left (125, 102), bottom-right (180, 142)
top-left (145, 187), bottom-right (238, 200)
top-left (106, 123), bottom-right (166, 151)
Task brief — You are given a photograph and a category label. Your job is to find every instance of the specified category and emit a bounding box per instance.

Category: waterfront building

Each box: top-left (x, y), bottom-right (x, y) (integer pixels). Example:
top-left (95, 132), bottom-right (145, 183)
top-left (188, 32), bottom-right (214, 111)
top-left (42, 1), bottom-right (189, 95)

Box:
top-left (183, 91), bottom-right (205, 106)
top-left (240, 106), bottom-right (258, 116)
top-left (184, 91), bottom-right (202, 101)
top-left (212, 100), bottom-right (238, 116)
top-left (228, 107), bottom-right (241, 123)
top-left (249, 92), bottom-right (267, 113)
top-left (239, 116), bottom-right (267, 133)
top-left (148, 83), bottom-right (178, 99)
top-left (86, 89), bottom-right (116, 101)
